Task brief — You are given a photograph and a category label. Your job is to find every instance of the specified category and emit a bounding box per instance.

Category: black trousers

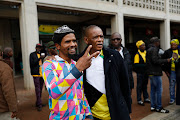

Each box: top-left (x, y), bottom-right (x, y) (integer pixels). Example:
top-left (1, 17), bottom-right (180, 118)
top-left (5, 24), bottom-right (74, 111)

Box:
top-left (33, 77), bottom-right (44, 107)
top-left (136, 73), bottom-right (149, 101)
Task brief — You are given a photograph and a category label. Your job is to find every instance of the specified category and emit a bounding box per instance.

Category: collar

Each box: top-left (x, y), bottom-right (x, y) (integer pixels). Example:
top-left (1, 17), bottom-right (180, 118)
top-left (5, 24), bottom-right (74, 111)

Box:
top-left (88, 49), bottom-right (104, 59)
top-left (138, 49), bottom-right (146, 54)
top-left (55, 55), bottom-right (64, 61)
top-left (99, 49), bottom-right (104, 59)
top-left (116, 46), bottom-right (123, 51)
top-left (54, 55), bottom-right (74, 64)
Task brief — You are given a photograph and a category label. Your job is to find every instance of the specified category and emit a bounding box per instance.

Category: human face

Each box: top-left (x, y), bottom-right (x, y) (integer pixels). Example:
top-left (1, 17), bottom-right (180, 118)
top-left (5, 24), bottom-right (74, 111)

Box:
top-left (111, 33), bottom-right (122, 49)
top-left (8, 49), bottom-right (13, 57)
top-left (171, 43), bottom-right (178, 50)
top-left (139, 43), bottom-right (146, 51)
top-left (55, 33), bottom-right (77, 61)
top-left (36, 47), bottom-right (41, 53)
top-left (84, 27), bottom-right (104, 54)
top-left (154, 41), bottom-right (160, 47)
top-left (48, 48), bottom-right (57, 56)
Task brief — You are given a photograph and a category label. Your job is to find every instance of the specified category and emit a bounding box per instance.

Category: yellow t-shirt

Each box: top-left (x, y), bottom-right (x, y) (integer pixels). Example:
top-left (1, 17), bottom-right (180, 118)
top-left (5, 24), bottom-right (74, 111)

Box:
top-left (134, 50), bottom-right (146, 63)
top-left (32, 53), bottom-right (42, 77)
top-left (171, 50), bottom-right (179, 71)
top-left (91, 94), bottom-right (111, 120)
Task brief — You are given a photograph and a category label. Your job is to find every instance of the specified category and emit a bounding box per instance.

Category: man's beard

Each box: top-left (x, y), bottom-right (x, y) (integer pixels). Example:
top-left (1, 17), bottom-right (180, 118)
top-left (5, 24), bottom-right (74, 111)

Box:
top-left (37, 51), bottom-right (40, 54)
top-left (67, 47), bottom-right (78, 61)
top-left (68, 53), bottom-right (78, 61)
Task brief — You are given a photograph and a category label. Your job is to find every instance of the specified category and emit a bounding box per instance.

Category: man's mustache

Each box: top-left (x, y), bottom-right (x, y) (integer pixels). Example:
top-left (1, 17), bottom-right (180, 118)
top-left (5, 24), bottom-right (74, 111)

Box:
top-left (67, 47), bottom-right (77, 51)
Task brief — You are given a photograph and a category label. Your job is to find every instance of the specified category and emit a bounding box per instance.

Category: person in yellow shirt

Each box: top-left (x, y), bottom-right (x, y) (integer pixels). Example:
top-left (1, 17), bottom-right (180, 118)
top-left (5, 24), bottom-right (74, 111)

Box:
top-left (29, 44), bottom-right (45, 111)
top-left (134, 40), bottom-right (150, 106)
top-left (78, 25), bottom-right (131, 120)
top-left (162, 39), bottom-right (180, 105)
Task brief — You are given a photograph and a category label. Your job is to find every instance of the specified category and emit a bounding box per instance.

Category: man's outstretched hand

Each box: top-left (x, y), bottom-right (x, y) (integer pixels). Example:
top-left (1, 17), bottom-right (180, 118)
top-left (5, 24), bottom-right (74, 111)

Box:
top-left (76, 45), bottom-right (100, 72)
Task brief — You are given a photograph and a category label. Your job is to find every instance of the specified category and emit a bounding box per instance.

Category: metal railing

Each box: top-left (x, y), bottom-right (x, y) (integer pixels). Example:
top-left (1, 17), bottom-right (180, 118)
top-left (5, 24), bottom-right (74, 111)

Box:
top-left (123, 0), bottom-right (165, 11)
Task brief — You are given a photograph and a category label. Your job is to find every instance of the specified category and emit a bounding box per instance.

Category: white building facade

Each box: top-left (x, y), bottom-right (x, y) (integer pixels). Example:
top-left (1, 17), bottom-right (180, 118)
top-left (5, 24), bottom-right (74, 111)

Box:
top-left (1, 0), bottom-right (180, 89)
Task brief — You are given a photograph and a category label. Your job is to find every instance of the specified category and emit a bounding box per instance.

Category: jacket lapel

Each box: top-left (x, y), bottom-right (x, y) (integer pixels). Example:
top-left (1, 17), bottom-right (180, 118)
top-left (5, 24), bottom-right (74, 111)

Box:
top-left (103, 48), bottom-right (111, 75)
top-left (79, 47), bottom-right (112, 75)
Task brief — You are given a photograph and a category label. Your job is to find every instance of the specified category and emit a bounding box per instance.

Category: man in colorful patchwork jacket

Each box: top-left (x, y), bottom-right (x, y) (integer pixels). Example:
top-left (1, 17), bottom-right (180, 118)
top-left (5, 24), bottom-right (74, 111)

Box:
top-left (42, 25), bottom-right (98, 120)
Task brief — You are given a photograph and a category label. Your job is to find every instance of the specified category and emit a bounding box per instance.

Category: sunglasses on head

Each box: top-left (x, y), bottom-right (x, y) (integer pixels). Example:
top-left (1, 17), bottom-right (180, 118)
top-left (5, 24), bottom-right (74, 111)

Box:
top-left (111, 38), bottom-right (121, 41)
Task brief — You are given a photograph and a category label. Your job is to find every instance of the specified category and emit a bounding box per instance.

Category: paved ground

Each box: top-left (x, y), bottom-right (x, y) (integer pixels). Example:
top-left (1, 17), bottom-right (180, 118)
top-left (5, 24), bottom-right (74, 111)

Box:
top-left (142, 103), bottom-right (180, 120)
top-left (14, 72), bottom-right (179, 120)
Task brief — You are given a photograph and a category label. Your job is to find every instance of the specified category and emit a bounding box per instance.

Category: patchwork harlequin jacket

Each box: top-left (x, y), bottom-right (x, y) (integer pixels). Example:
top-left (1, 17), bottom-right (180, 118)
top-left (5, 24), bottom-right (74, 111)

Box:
top-left (42, 55), bottom-right (93, 120)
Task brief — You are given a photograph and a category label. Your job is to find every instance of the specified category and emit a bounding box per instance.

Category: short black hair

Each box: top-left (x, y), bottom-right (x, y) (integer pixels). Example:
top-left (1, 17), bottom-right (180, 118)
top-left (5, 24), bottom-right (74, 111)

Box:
top-left (150, 37), bottom-right (160, 43)
top-left (3, 47), bottom-right (12, 58)
top-left (84, 25), bottom-right (100, 37)
top-left (53, 33), bottom-right (65, 44)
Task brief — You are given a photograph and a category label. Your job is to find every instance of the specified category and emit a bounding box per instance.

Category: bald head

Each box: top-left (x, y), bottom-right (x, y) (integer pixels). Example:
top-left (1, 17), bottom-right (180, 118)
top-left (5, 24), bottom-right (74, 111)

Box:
top-left (111, 32), bottom-right (122, 40)
top-left (110, 32), bottom-right (122, 49)
top-left (84, 25), bottom-right (102, 37)
top-left (84, 25), bottom-right (104, 54)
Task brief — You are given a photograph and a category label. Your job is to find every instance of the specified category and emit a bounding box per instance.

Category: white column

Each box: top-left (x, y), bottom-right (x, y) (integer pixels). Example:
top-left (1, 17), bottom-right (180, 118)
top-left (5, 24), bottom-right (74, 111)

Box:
top-left (160, 19), bottom-right (170, 50)
top-left (111, 12), bottom-right (125, 46)
top-left (160, 0), bottom-right (170, 50)
top-left (19, 0), bottom-right (39, 89)
top-left (111, 0), bottom-right (125, 46)
top-left (111, 15), bottom-right (118, 34)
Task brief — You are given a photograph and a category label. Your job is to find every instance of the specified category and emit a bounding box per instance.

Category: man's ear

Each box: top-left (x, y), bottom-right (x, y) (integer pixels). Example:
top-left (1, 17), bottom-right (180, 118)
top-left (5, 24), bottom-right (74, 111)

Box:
top-left (55, 43), bottom-right (60, 50)
top-left (84, 37), bottom-right (88, 44)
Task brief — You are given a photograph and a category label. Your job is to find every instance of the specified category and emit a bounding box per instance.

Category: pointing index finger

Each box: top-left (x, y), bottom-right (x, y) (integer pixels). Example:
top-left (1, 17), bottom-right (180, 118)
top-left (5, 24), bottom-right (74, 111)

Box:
top-left (84, 45), bottom-right (92, 56)
top-left (89, 51), bottom-right (100, 59)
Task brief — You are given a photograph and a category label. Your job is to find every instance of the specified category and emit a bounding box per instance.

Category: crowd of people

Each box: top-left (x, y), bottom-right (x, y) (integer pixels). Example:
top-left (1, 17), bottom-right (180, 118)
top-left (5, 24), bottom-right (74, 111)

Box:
top-left (0, 24), bottom-right (180, 120)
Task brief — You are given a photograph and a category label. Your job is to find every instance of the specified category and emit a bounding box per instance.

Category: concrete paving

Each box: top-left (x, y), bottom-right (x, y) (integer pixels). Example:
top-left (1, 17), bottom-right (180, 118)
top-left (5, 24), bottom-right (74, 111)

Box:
top-left (142, 104), bottom-right (180, 120)
top-left (14, 72), bottom-right (179, 120)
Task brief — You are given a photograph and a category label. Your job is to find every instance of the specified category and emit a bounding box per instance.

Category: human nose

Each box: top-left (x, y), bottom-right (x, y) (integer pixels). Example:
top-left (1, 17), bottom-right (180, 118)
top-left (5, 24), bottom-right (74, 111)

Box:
top-left (97, 36), bottom-right (103, 42)
top-left (113, 39), bottom-right (118, 42)
top-left (70, 41), bottom-right (77, 46)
